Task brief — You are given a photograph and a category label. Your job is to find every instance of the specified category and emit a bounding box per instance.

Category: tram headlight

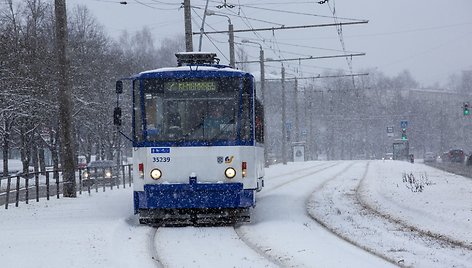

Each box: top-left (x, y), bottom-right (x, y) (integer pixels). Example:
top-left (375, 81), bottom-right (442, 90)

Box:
top-left (150, 168), bottom-right (162, 180)
top-left (224, 167), bottom-right (236, 179)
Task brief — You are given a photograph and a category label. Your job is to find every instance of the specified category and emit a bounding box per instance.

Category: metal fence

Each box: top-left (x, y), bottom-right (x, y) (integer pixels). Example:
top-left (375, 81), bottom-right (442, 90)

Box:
top-left (0, 164), bottom-right (133, 209)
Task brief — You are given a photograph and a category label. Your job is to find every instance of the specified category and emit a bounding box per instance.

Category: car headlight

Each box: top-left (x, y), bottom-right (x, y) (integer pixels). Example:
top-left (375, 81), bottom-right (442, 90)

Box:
top-left (105, 171), bottom-right (112, 178)
top-left (83, 172), bottom-right (89, 178)
top-left (150, 168), bottom-right (162, 180)
top-left (225, 167), bottom-right (236, 179)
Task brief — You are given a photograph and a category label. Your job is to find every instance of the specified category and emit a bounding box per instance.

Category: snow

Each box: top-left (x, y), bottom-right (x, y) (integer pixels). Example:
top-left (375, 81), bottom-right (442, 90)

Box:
top-left (0, 160), bottom-right (471, 268)
top-left (140, 65), bottom-right (245, 75)
top-left (0, 159), bottom-right (27, 175)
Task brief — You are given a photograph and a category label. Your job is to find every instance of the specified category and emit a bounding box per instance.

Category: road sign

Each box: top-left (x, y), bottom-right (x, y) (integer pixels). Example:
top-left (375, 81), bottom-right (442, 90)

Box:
top-left (387, 126), bottom-right (394, 137)
top-left (400, 120), bottom-right (408, 129)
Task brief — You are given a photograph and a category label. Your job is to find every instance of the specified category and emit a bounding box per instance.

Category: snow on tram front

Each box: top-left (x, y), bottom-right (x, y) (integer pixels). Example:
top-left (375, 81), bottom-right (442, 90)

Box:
top-left (115, 52), bottom-right (265, 226)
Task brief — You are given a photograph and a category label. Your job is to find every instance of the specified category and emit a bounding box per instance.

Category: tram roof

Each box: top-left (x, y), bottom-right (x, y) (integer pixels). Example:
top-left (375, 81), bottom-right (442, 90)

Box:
top-left (134, 65), bottom-right (252, 79)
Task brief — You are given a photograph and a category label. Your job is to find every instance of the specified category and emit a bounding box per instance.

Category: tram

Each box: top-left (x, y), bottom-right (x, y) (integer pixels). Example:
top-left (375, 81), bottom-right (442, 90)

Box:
top-left (115, 52), bottom-right (264, 226)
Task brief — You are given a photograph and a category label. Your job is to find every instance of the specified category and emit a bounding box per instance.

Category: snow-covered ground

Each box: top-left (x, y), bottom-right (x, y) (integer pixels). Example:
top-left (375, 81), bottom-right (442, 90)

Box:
top-left (0, 160), bottom-right (471, 268)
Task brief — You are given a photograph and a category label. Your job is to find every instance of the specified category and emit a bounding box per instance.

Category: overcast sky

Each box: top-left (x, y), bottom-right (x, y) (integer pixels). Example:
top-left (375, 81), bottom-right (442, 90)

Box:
top-left (66, 0), bottom-right (472, 87)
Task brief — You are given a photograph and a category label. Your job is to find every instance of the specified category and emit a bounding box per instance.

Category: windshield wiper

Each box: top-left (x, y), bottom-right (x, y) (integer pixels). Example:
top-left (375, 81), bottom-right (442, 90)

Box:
top-left (212, 118), bottom-right (235, 140)
top-left (183, 121), bottom-right (205, 139)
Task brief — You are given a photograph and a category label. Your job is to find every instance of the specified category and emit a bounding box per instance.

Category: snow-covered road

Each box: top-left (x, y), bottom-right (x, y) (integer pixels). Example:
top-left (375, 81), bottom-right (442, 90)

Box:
top-left (1, 160), bottom-right (471, 268)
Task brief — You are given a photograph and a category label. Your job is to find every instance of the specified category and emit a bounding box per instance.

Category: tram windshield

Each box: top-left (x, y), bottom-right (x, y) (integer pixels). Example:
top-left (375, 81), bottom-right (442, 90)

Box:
top-left (137, 77), bottom-right (246, 143)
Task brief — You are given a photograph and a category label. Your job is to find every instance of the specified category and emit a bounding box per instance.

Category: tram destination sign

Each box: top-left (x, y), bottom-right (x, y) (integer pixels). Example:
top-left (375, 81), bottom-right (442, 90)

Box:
top-left (165, 81), bottom-right (217, 92)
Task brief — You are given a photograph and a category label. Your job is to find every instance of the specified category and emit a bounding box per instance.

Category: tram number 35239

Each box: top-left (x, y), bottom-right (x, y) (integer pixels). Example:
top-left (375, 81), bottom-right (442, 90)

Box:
top-left (153, 157), bottom-right (171, 163)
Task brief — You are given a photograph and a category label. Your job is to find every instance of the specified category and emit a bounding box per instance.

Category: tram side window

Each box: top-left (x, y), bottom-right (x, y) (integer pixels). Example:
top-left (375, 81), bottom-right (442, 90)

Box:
top-left (255, 99), bottom-right (264, 143)
top-left (133, 80), bottom-right (143, 141)
top-left (241, 77), bottom-right (253, 140)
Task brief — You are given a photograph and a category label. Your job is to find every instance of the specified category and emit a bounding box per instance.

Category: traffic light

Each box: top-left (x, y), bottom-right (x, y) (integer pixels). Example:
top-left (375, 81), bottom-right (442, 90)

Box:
top-left (401, 128), bottom-right (407, 140)
top-left (113, 107), bottom-right (122, 126)
top-left (463, 102), bottom-right (470, 115)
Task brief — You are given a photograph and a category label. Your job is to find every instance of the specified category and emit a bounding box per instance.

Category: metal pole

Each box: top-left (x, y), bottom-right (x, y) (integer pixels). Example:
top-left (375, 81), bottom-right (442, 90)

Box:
top-left (294, 78), bottom-right (299, 142)
top-left (260, 48), bottom-right (265, 104)
top-left (207, 12), bottom-right (234, 67)
top-left (282, 65), bottom-right (287, 165)
top-left (198, 0), bottom-right (210, 51)
top-left (116, 125), bottom-right (121, 187)
top-left (260, 47), bottom-right (268, 166)
top-left (228, 23), bottom-right (235, 67)
top-left (184, 0), bottom-right (193, 52)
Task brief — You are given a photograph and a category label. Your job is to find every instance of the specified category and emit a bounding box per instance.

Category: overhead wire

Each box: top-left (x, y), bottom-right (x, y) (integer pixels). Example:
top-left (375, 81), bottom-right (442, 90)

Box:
top-left (192, 1), bottom-right (365, 80)
top-left (193, 0), bottom-right (365, 22)
top-left (239, 36), bottom-right (359, 54)
top-left (148, 0), bottom-right (178, 5)
top-left (220, 4), bottom-right (296, 73)
top-left (327, 0), bottom-right (356, 88)
top-left (132, 0), bottom-right (179, 10)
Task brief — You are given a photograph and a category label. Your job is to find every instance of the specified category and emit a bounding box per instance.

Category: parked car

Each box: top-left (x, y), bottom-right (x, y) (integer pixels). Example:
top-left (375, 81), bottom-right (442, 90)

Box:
top-left (423, 152), bottom-right (436, 163)
top-left (447, 149), bottom-right (465, 163)
top-left (82, 160), bottom-right (118, 187)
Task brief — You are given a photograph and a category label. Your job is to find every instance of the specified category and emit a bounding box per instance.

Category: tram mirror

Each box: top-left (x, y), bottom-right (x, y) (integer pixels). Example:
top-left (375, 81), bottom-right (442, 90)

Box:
top-left (115, 80), bottom-right (123, 94)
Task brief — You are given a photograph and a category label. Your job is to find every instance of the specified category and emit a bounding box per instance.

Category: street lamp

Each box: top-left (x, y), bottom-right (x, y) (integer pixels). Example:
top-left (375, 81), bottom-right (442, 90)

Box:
top-left (241, 40), bottom-right (265, 105)
top-left (205, 10), bottom-right (235, 67)
top-left (241, 39), bottom-right (269, 165)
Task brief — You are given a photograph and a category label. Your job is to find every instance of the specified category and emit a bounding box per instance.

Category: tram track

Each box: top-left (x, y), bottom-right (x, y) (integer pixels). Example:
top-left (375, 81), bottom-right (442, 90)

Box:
top-left (149, 161), bottom-right (403, 267)
top-left (235, 161), bottom-right (393, 268)
top-left (306, 161), bottom-right (400, 267)
top-left (356, 163), bottom-right (472, 251)
top-left (150, 162), bottom-right (345, 268)
top-left (233, 161), bottom-right (344, 267)
top-left (262, 161), bottom-right (341, 193)
top-left (308, 161), bottom-right (472, 268)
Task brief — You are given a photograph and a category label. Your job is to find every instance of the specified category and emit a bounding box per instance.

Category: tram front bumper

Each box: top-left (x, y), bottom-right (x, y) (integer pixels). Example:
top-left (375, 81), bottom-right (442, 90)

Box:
top-left (134, 180), bottom-right (255, 214)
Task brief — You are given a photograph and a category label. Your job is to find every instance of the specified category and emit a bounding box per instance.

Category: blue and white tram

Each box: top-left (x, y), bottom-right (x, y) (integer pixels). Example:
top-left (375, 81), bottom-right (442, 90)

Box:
top-left (116, 52), bottom-right (264, 225)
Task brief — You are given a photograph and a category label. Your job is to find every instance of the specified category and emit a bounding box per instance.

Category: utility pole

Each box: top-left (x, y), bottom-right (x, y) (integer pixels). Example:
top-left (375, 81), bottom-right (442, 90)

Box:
top-left (228, 22), bottom-right (235, 67)
top-left (54, 0), bottom-right (76, 197)
top-left (260, 48), bottom-right (265, 102)
top-left (259, 47), bottom-right (266, 164)
top-left (198, 0), bottom-right (210, 51)
top-left (183, 0), bottom-right (193, 52)
top-left (294, 78), bottom-right (299, 142)
top-left (282, 65), bottom-right (287, 165)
